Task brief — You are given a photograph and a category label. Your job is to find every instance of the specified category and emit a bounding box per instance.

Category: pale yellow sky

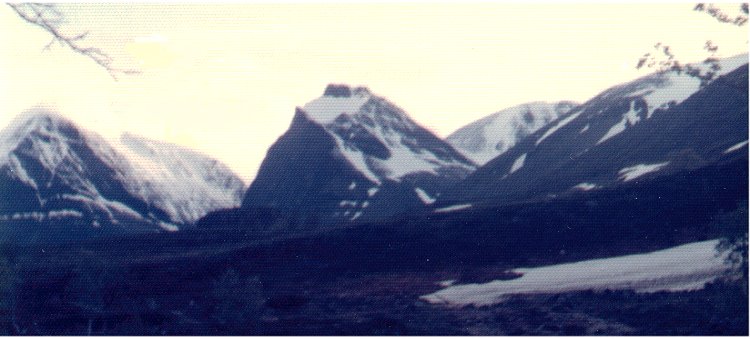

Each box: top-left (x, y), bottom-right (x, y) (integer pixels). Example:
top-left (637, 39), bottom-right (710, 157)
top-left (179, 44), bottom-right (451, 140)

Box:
top-left (0, 3), bottom-right (747, 183)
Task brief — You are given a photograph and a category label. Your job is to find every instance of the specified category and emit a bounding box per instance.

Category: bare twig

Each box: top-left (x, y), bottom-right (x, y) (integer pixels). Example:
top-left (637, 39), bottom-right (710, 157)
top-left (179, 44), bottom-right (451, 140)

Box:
top-left (635, 41), bottom-right (721, 88)
top-left (7, 3), bottom-right (139, 80)
top-left (636, 3), bottom-right (747, 88)
top-left (694, 3), bottom-right (748, 26)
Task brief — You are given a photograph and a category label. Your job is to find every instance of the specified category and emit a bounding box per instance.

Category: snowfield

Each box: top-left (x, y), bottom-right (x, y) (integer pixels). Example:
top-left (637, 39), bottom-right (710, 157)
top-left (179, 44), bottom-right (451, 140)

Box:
top-left (421, 239), bottom-right (730, 307)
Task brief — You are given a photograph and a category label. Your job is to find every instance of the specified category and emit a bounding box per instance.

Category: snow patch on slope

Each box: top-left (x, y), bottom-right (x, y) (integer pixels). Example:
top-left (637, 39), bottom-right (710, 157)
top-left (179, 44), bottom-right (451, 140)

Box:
top-left (339, 200), bottom-right (357, 207)
top-left (414, 187), bottom-right (436, 205)
top-left (367, 187), bottom-right (379, 197)
top-left (618, 162), bottom-right (670, 182)
top-left (724, 140), bottom-right (748, 154)
top-left (0, 209), bottom-right (83, 221)
top-left (370, 140), bottom-right (447, 180)
top-left (328, 132), bottom-right (382, 185)
top-left (573, 182), bottom-right (599, 191)
top-left (434, 204), bottom-right (472, 213)
top-left (509, 153), bottom-right (527, 174)
top-left (597, 101), bottom-right (643, 145)
top-left (6, 153), bottom-right (39, 191)
top-left (350, 211), bottom-right (363, 221)
top-left (422, 239), bottom-right (729, 307)
top-left (159, 221), bottom-right (180, 232)
top-left (536, 109), bottom-right (583, 146)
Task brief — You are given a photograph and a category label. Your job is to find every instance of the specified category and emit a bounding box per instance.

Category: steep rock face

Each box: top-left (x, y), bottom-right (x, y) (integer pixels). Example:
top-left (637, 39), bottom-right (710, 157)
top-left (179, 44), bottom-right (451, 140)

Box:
top-left (441, 55), bottom-right (748, 205)
top-left (239, 85), bottom-right (476, 227)
top-left (447, 101), bottom-right (578, 165)
top-left (0, 110), bottom-right (245, 243)
top-left (241, 108), bottom-right (379, 226)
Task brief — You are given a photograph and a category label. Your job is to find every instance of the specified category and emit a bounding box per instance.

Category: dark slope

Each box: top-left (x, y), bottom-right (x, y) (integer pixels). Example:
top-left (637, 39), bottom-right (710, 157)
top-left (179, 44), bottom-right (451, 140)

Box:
top-left (441, 62), bottom-right (748, 205)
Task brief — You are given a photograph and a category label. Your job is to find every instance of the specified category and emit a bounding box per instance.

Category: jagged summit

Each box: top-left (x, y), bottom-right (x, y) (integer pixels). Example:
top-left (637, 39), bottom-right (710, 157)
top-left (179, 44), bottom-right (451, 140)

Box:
top-left (240, 85), bottom-right (475, 226)
top-left (301, 84), bottom-right (374, 125)
top-left (298, 84), bottom-right (474, 183)
top-left (322, 84), bottom-right (371, 97)
top-left (323, 84), bottom-right (352, 97)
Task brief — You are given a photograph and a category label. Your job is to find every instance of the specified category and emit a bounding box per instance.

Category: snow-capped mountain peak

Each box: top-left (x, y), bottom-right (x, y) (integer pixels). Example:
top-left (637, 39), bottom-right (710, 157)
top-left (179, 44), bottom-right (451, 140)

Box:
top-left (94, 132), bottom-right (246, 224)
top-left (0, 109), bottom-right (246, 242)
top-left (240, 84), bottom-right (475, 225)
top-left (0, 109), bottom-right (75, 164)
top-left (447, 101), bottom-right (578, 165)
top-left (302, 84), bottom-right (374, 125)
top-left (300, 84), bottom-right (475, 183)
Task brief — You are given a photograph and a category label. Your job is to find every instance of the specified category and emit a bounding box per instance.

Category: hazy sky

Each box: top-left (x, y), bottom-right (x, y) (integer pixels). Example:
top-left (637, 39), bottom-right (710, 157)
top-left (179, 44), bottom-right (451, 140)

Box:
top-left (0, 3), bottom-right (747, 182)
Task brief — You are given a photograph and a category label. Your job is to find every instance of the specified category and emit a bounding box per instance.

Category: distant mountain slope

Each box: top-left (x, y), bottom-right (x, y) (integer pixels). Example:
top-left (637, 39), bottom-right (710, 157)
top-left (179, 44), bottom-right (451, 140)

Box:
top-left (235, 84), bottom-right (476, 227)
top-left (441, 55), bottom-right (748, 205)
top-left (93, 133), bottom-right (246, 224)
top-left (447, 101), bottom-right (578, 165)
top-left (0, 110), bottom-right (245, 243)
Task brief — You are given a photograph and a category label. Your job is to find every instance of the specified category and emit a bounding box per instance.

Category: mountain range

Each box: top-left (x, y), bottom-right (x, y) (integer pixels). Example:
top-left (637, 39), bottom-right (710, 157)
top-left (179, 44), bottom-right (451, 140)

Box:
top-left (0, 55), bottom-right (746, 243)
top-left (438, 54), bottom-right (748, 206)
top-left (0, 54), bottom-right (746, 336)
top-left (0, 110), bottom-right (245, 243)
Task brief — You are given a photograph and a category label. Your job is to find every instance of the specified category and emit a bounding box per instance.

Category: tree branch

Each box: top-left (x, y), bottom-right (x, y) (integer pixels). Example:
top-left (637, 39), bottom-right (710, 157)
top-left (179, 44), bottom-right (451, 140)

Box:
top-left (7, 3), bottom-right (139, 80)
top-left (694, 3), bottom-right (749, 26)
